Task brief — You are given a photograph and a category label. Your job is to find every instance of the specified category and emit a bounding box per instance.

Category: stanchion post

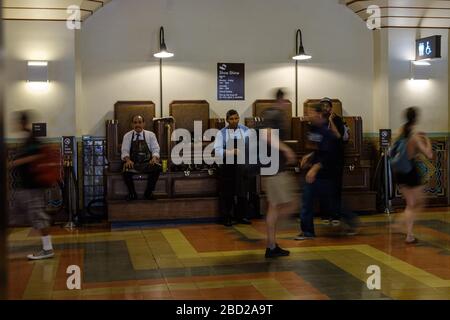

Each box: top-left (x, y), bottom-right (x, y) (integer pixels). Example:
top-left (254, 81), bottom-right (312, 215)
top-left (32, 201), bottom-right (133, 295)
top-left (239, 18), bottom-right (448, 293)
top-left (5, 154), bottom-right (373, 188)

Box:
top-left (380, 129), bottom-right (392, 215)
top-left (62, 137), bottom-right (77, 230)
top-left (383, 147), bottom-right (392, 215)
top-left (64, 164), bottom-right (76, 230)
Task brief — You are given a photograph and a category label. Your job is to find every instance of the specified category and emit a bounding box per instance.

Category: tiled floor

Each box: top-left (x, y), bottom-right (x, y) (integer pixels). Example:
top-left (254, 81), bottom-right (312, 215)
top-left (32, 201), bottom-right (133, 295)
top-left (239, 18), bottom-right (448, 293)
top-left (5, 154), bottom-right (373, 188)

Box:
top-left (6, 208), bottom-right (450, 300)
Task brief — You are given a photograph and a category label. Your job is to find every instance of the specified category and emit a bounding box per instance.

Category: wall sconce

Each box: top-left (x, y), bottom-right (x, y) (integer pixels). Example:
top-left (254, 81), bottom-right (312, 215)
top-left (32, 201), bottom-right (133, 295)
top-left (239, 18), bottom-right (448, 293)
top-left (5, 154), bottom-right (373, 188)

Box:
top-left (292, 29), bottom-right (311, 117)
top-left (410, 60), bottom-right (431, 80)
top-left (27, 61), bottom-right (49, 82)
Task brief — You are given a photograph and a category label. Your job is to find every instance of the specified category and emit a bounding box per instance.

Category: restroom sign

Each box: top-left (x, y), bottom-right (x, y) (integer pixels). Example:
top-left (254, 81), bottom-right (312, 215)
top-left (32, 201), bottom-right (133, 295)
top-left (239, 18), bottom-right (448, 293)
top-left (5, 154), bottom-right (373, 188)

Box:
top-left (217, 63), bottom-right (245, 101)
top-left (416, 35), bottom-right (441, 60)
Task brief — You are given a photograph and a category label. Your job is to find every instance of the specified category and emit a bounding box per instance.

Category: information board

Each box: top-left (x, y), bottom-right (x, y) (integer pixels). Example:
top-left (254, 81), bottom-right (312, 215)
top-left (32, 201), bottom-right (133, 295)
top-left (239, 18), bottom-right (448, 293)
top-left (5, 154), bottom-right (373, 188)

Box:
top-left (32, 123), bottom-right (47, 137)
top-left (217, 63), bottom-right (245, 101)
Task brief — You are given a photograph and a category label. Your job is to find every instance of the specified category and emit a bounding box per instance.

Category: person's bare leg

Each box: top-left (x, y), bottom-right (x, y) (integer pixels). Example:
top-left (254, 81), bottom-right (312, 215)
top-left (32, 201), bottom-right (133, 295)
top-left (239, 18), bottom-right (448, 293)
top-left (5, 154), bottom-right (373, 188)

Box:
top-left (402, 187), bottom-right (419, 242)
top-left (391, 214), bottom-right (405, 234)
top-left (414, 186), bottom-right (425, 213)
top-left (393, 187), bottom-right (408, 234)
top-left (404, 208), bottom-right (416, 242)
top-left (266, 203), bottom-right (278, 249)
top-left (406, 186), bottom-right (424, 242)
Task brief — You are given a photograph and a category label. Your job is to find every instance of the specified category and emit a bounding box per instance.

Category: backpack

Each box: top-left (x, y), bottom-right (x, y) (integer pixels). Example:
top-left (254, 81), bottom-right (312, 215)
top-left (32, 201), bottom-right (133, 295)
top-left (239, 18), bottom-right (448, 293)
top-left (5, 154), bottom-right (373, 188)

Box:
top-left (389, 138), bottom-right (412, 174)
top-left (30, 145), bottom-right (62, 188)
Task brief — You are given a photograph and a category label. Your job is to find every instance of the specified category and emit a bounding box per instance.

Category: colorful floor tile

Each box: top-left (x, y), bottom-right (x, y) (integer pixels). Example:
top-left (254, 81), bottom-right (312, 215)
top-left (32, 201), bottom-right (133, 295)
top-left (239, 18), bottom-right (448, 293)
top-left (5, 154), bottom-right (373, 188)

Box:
top-left (6, 208), bottom-right (450, 300)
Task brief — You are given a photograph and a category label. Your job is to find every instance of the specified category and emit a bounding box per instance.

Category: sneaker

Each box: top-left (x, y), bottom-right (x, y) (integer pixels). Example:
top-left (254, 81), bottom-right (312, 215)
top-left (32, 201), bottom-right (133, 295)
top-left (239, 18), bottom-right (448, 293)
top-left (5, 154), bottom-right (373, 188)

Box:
top-left (321, 219), bottom-right (330, 225)
top-left (27, 249), bottom-right (54, 260)
top-left (294, 233), bottom-right (315, 241)
top-left (265, 245), bottom-right (290, 258)
top-left (345, 228), bottom-right (358, 236)
top-left (237, 218), bottom-right (252, 225)
top-left (331, 219), bottom-right (341, 227)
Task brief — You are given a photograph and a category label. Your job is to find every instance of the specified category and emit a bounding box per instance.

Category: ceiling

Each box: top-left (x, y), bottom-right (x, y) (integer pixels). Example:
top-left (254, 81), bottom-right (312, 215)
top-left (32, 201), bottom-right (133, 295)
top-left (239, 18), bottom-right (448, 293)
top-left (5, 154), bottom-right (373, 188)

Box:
top-left (2, 0), bottom-right (111, 21)
top-left (344, 0), bottom-right (450, 29)
top-left (2, 0), bottom-right (449, 28)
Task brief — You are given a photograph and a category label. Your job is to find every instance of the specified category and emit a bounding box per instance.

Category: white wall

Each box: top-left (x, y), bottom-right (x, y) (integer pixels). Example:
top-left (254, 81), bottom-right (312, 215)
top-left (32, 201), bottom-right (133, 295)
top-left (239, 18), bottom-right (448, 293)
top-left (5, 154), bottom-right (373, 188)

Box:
top-left (6, 2), bottom-right (447, 139)
top-left (373, 29), bottom-right (390, 133)
top-left (80, 0), bottom-right (374, 136)
top-left (388, 29), bottom-right (448, 134)
top-left (3, 0), bottom-right (376, 138)
top-left (4, 21), bottom-right (76, 138)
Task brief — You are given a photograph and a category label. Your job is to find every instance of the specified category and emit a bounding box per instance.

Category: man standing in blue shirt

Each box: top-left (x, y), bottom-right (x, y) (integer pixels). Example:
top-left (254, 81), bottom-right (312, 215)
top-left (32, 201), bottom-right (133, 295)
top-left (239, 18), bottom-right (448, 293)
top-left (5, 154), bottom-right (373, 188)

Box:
top-left (214, 110), bottom-right (252, 226)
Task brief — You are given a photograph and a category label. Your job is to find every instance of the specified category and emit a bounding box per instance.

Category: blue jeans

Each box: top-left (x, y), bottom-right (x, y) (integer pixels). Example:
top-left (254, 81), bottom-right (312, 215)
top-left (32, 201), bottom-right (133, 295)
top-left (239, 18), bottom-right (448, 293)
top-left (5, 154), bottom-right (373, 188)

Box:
top-left (300, 179), bottom-right (336, 236)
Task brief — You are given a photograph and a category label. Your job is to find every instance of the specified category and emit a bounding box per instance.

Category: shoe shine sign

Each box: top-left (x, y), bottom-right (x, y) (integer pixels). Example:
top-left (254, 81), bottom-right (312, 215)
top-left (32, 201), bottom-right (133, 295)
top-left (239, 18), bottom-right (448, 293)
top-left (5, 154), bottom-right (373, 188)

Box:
top-left (416, 35), bottom-right (441, 60)
top-left (217, 63), bottom-right (245, 101)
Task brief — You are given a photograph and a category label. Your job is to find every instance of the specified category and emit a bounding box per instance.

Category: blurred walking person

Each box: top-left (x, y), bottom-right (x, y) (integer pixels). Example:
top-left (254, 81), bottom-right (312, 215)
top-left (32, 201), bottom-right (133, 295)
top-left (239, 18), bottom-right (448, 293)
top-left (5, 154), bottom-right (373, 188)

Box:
top-left (295, 104), bottom-right (338, 240)
top-left (261, 89), bottom-right (297, 258)
top-left (390, 107), bottom-right (433, 244)
top-left (9, 111), bottom-right (55, 259)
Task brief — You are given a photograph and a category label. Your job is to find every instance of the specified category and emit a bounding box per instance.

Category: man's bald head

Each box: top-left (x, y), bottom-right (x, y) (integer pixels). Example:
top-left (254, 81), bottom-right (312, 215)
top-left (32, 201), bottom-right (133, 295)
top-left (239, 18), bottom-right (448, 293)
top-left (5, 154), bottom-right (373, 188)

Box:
top-left (131, 115), bottom-right (145, 132)
top-left (132, 115), bottom-right (145, 123)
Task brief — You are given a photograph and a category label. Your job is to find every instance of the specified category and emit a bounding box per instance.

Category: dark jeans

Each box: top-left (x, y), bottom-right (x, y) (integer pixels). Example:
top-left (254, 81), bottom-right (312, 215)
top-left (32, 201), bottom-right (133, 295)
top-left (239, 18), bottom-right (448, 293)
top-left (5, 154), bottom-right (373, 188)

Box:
top-left (123, 165), bottom-right (161, 195)
top-left (335, 166), bottom-right (344, 217)
top-left (320, 167), bottom-right (344, 220)
top-left (300, 178), bottom-right (336, 236)
top-left (219, 194), bottom-right (248, 221)
top-left (301, 177), bottom-right (358, 235)
top-left (333, 166), bottom-right (358, 228)
top-left (219, 165), bottom-right (249, 221)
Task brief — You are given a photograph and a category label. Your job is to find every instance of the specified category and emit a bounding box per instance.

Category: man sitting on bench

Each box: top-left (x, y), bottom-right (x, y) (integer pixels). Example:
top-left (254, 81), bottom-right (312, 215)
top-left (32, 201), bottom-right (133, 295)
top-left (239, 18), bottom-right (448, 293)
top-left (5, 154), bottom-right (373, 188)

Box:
top-left (121, 115), bottom-right (161, 200)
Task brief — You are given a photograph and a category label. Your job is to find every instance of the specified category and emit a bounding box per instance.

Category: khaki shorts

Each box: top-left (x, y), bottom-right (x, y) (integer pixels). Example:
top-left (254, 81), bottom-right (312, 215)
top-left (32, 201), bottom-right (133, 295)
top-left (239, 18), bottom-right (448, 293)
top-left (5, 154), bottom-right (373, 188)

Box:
top-left (265, 171), bottom-right (297, 206)
top-left (15, 189), bottom-right (52, 230)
